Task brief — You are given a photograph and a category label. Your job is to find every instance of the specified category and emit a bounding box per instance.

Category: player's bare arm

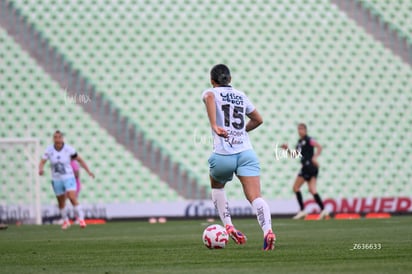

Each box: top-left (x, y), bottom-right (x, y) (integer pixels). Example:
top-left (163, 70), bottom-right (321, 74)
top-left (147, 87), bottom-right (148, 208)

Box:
top-left (311, 140), bottom-right (322, 167)
top-left (38, 158), bottom-right (47, 176)
top-left (75, 155), bottom-right (95, 178)
top-left (73, 169), bottom-right (80, 179)
top-left (245, 109), bottom-right (263, 132)
top-left (203, 91), bottom-right (228, 138)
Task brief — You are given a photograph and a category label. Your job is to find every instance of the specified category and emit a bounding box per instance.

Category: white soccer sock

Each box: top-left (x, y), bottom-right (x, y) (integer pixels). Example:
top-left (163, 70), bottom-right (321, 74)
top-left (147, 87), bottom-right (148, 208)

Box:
top-left (60, 208), bottom-right (69, 222)
top-left (74, 205), bottom-right (84, 221)
top-left (252, 197), bottom-right (272, 235)
top-left (211, 188), bottom-right (233, 227)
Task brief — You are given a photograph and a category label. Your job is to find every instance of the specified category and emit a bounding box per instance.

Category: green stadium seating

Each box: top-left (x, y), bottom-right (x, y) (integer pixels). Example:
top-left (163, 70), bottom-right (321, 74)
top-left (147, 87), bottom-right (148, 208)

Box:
top-left (0, 28), bottom-right (183, 205)
top-left (3, 0), bottom-right (412, 201)
top-left (358, 0), bottom-right (412, 44)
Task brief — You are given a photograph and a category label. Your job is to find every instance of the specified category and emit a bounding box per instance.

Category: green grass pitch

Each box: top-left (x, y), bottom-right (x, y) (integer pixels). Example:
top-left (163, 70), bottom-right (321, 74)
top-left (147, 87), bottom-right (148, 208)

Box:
top-left (0, 217), bottom-right (411, 273)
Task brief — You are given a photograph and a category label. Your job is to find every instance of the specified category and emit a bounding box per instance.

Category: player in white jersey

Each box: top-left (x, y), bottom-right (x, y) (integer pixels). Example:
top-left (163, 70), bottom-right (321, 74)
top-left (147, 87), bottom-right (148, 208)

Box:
top-left (202, 64), bottom-right (275, 250)
top-left (38, 131), bottom-right (95, 229)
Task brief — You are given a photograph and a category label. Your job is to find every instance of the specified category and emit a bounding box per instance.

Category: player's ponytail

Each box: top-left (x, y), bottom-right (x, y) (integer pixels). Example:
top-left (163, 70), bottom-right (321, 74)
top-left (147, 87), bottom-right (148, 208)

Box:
top-left (211, 64), bottom-right (231, 86)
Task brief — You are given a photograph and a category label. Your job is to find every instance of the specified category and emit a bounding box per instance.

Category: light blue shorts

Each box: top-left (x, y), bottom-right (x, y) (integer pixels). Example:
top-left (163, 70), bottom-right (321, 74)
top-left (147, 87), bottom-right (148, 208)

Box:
top-left (208, 149), bottom-right (260, 184)
top-left (51, 177), bottom-right (77, 196)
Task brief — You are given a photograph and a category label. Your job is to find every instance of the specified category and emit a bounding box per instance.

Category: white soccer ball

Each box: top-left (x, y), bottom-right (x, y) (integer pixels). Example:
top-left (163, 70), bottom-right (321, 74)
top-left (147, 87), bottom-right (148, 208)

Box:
top-left (202, 224), bottom-right (229, 249)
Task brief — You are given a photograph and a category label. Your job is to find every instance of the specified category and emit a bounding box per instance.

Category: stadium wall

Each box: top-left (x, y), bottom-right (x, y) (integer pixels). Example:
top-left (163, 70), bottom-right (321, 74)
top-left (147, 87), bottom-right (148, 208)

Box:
top-left (1, 197), bottom-right (411, 224)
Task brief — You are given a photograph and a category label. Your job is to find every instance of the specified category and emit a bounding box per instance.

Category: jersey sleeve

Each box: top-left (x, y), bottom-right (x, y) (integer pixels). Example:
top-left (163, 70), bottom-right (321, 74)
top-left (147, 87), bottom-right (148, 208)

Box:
top-left (244, 94), bottom-right (255, 114)
top-left (68, 145), bottom-right (77, 158)
top-left (41, 147), bottom-right (50, 160)
top-left (309, 138), bottom-right (317, 147)
top-left (201, 89), bottom-right (214, 101)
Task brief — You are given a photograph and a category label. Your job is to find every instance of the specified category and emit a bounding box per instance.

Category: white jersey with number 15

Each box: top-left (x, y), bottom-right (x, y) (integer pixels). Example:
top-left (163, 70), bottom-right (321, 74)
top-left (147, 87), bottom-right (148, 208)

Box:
top-left (202, 86), bottom-right (255, 155)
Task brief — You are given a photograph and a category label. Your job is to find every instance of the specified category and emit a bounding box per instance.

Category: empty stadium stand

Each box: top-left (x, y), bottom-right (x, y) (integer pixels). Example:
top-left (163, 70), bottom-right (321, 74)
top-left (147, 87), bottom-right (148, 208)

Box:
top-left (0, 28), bottom-right (183, 204)
top-left (1, 0), bottom-right (411, 202)
top-left (358, 0), bottom-right (412, 44)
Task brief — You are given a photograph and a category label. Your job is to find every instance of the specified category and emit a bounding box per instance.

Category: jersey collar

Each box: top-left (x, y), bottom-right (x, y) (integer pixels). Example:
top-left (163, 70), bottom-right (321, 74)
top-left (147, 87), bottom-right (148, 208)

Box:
top-left (54, 143), bottom-right (65, 152)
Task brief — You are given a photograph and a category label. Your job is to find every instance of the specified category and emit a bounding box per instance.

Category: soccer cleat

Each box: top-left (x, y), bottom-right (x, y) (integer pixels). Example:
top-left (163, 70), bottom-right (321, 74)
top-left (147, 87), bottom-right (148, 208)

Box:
top-left (292, 210), bottom-right (307, 220)
top-left (61, 220), bottom-right (71, 230)
top-left (318, 209), bottom-right (330, 220)
top-left (79, 220), bottom-right (87, 228)
top-left (263, 230), bottom-right (276, 251)
top-left (225, 225), bottom-right (247, 245)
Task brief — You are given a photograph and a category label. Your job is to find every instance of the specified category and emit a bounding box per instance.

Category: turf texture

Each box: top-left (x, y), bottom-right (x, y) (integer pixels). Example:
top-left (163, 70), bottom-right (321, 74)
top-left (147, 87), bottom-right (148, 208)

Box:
top-left (0, 217), bottom-right (411, 273)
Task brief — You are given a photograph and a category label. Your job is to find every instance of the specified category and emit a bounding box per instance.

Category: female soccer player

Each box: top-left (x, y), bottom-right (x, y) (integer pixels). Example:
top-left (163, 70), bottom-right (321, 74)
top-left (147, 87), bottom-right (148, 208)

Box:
top-left (282, 123), bottom-right (328, 220)
top-left (202, 64), bottom-right (275, 250)
top-left (38, 130), bottom-right (95, 229)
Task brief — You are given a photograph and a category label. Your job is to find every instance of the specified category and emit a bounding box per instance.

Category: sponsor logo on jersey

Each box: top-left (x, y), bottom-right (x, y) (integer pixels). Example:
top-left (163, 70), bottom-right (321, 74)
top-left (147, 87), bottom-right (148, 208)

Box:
top-left (220, 93), bottom-right (244, 105)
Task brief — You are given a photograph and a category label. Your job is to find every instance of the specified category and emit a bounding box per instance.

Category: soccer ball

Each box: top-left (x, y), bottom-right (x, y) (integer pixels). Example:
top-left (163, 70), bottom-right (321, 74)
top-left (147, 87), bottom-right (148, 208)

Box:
top-left (202, 224), bottom-right (229, 249)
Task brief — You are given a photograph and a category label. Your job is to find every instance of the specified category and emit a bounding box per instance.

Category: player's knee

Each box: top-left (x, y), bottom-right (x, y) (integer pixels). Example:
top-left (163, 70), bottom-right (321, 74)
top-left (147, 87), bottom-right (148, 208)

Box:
top-left (67, 195), bottom-right (78, 205)
top-left (247, 194), bottom-right (260, 203)
top-left (70, 200), bottom-right (79, 206)
top-left (210, 178), bottom-right (225, 189)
